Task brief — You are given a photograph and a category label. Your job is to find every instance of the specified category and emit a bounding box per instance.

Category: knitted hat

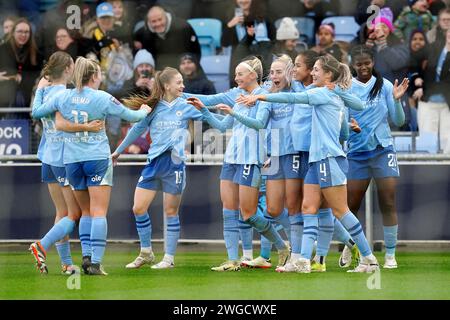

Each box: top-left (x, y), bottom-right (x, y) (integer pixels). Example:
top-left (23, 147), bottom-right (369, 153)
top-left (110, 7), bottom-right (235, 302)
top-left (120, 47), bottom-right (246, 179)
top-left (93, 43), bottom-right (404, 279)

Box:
top-left (408, 0), bottom-right (419, 7)
top-left (133, 49), bottom-right (155, 69)
top-left (371, 7), bottom-right (395, 32)
top-left (276, 17), bottom-right (299, 41)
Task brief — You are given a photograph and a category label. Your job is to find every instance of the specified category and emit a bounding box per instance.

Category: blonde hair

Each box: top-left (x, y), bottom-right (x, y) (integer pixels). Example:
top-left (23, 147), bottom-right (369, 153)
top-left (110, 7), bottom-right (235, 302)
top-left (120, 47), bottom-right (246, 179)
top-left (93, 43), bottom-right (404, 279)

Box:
top-left (73, 57), bottom-right (100, 91)
top-left (41, 51), bottom-right (73, 82)
top-left (122, 67), bottom-right (180, 111)
top-left (269, 54), bottom-right (294, 92)
top-left (238, 57), bottom-right (264, 85)
top-left (317, 55), bottom-right (352, 90)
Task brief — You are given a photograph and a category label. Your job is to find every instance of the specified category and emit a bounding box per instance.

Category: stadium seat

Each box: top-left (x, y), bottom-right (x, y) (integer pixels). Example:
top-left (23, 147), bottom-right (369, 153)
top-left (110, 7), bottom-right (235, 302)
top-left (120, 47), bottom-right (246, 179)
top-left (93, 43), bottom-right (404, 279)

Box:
top-left (274, 17), bottom-right (316, 46)
top-left (416, 132), bottom-right (439, 153)
top-left (321, 16), bottom-right (360, 42)
top-left (200, 55), bottom-right (230, 93)
top-left (133, 20), bottom-right (145, 34)
top-left (188, 18), bottom-right (222, 57)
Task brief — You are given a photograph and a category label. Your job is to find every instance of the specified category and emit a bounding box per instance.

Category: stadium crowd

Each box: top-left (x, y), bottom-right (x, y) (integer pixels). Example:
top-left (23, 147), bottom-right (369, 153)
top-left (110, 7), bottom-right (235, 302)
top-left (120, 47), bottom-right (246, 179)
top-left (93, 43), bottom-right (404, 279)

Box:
top-left (0, 0), bottom-right (450, 153)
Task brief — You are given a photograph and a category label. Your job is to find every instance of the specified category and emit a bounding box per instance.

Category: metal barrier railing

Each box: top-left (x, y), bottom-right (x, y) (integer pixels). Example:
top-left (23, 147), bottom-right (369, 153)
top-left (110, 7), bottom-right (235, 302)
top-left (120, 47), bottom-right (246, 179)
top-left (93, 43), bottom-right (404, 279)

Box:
top-left (1, 153), bottom-right (449, 248)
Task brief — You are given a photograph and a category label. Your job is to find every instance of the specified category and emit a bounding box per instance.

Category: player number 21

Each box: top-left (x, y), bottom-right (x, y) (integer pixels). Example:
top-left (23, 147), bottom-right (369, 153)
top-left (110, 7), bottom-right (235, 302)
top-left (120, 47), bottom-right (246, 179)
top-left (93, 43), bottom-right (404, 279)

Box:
top-left (388, 154), bottom-right (398, 168)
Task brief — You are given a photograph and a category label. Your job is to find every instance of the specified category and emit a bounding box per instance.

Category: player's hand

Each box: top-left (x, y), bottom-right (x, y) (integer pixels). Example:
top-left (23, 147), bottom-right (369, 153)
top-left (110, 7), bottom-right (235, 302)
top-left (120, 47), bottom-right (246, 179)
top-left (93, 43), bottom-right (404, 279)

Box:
top-left (326, 83), bottom-right (336, 91)
top-left (139, 104), bottom-right (152, 114)
top-left (217, 104), bottom-right (232, 114)
top-left (393, 78), bottom-right (409, 100)
top-left (236, 94), bottom-right (258, 106)
top-left (37, 76), bottom-right (51, 89)
top-left (350, 118), bottom-right (361, 133)
top-left (86, 120), bottom-right (104, 132)
top-left (186, 97), bottom-right (206, 110)
top-left (413, 88), bottom-right (423, 101)
top-left (111, 151), bottom-right (120, 166)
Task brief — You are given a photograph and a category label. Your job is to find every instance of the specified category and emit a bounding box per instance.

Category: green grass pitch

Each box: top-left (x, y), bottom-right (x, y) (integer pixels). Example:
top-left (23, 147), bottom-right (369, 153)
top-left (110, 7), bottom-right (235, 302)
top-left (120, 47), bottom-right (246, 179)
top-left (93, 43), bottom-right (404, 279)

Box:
top-left (1, 246), bottom-right (449, 300)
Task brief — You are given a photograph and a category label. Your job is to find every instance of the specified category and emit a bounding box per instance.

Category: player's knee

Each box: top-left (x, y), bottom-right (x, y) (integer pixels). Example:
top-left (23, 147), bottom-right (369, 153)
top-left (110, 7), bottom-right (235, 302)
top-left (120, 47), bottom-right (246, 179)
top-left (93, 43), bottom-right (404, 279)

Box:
top-left (164, 207), bottom-right (179, 216)
top-left (266, 204), bottom-right (283, 217)
top-left (132, 204), bottom-right (146, 215)
top-left (301, 203), bottom-right (319, 215)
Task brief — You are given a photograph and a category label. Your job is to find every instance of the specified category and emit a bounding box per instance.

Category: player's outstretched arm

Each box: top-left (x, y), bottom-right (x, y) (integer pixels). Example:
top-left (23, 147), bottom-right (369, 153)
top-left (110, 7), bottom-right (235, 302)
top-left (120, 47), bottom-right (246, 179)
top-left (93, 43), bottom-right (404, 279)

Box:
top-left (55, 112), bottom-right (104, 133)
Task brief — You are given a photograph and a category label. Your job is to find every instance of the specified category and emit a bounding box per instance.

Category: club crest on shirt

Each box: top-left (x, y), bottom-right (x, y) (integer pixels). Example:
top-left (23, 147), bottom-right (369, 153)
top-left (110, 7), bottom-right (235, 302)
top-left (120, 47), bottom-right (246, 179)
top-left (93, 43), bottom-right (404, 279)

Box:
top-left (176, 111), bottom-right (183, 117)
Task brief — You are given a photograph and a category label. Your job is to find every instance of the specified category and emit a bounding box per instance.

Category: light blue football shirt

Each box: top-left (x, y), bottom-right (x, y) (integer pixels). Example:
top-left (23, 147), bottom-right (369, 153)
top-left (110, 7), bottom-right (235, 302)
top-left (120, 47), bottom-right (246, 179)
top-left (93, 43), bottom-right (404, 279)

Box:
top-left (116, 97), bottom-right (204, 162)
top-left (264, 87), bottom-right (350, 163)
top-left (35, 84), bottom-right (66, 167)
top-left (192, 86), bottom-right (271, 165)
top-left (32, 87), bottom-right (148, 164)
top-left (348, 76), bottom-right (405, 153)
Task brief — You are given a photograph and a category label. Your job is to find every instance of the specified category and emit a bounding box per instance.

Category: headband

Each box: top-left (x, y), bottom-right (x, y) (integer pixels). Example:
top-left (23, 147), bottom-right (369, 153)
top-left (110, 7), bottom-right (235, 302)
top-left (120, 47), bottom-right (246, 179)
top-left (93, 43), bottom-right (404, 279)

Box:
top-left (319, 24), bottom-right (335, 36)
top-left (240, 62), bottom-right (257, 74)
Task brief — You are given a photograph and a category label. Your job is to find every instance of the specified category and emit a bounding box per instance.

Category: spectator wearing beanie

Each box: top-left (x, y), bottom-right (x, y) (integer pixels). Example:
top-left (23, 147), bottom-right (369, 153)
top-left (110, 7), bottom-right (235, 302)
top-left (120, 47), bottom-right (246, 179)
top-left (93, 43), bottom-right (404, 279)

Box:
top-left (394, 0), bottom-right (434, 42)
top-left (179, 53), bottom-right (216, 95)
top-left (273, 17), bottom-right (301, 61)
top-left (312, 23), bottom-right (345, 62)
top-left (115, 49), bottom-right (155, 99)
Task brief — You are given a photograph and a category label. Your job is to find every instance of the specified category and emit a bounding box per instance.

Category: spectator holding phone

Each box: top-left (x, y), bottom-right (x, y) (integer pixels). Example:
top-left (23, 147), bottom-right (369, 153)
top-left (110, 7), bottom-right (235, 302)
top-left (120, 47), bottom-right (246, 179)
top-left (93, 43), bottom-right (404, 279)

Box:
top-left (116, 49), bottom-right (155, 99)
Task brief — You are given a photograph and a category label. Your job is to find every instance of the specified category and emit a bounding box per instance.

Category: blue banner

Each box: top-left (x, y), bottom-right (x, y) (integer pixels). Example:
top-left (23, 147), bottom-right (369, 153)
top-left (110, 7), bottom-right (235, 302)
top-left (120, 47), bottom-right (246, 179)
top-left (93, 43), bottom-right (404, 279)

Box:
top-left (0, 120), bottom-right (29, 155)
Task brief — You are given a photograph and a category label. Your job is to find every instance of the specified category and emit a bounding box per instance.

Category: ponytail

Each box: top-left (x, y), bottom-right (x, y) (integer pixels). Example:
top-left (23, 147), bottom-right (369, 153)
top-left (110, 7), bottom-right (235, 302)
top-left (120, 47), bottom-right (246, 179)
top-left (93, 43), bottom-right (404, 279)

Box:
top-left (73, 56), bottom-right (100, 91)
top-left (239, 56), bottom-right (264, 85)
top-left (122, 67), bottom-right (180, 112)
top-left (41, 51), bottom-right (73, 82)
top-left (318, 55), bottom-right (352, 90)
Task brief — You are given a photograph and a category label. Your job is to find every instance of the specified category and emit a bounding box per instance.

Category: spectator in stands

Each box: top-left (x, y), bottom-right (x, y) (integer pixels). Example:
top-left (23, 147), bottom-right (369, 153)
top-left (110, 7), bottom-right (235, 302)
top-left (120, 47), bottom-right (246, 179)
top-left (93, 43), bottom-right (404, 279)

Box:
top-left (407, 29), bottom-right (429, 130)
top-left (355, 0), bottom-right (401, 25)
top-left (312, 23), bottom-right (346, 62)
top-left (133, 5), bottom-right (201, 69)
top-left (394, 0), bottom-right (435, 42)
top-left (37, 0), bottom-right (92, 59)
top-left (47, 27), bottom-right (88, 61)
top-left (272, 17), bottom-right (301, 61)
top-left (418, 28), bottom-right (450, 153)
top-left (366, 10), bottom-right (410, 83)
top-left (85, 2), bottom-right (120, 72)
top-left (222, 0), bottom-right (274, 51)
top-left (223, 0), bottom-right (274, 85)
top-left (428, 0), bottom-right (447, 16)
top-left (1, 16), bottom-right (16, 45)
top-left (367, 11), bottom-right (411, 129)
top-left (108, 0), bottom-right (133, 46)
top-left (116, 49), bottom-right (155, 99)
top-left (427, 8), bottom-right (450, 46)
top-left (118, 124), bottom-right (151, 154)
top-left (179, 53), bottom-right (216, 95)
top-left (0, 18), bottom-right (42, 115)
